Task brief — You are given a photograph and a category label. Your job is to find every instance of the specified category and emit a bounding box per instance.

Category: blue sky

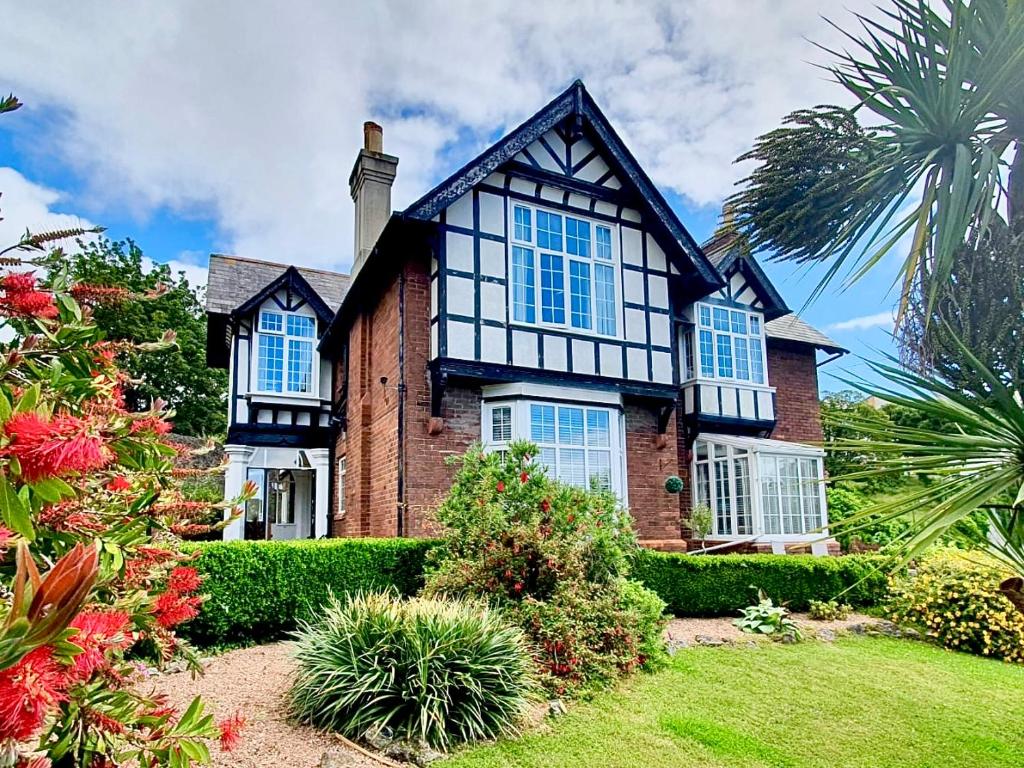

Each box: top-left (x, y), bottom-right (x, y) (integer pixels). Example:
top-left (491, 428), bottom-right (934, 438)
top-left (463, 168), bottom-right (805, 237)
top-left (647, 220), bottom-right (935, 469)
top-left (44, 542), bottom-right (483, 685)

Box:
top-left (0, 1), bottom-right (900, 393)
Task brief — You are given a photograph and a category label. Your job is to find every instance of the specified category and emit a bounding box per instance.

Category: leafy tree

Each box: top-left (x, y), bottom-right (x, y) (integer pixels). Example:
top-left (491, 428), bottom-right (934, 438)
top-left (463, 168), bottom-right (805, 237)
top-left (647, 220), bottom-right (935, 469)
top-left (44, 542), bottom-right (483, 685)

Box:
top-left (39, 239), bottom-right (227, 436)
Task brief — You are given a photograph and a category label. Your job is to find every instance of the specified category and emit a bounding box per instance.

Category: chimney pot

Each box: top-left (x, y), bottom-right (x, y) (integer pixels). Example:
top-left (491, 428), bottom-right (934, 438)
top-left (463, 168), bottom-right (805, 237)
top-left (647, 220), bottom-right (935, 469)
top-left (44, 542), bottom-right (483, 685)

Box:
top-left (363, 121), bottom-right (383, 153)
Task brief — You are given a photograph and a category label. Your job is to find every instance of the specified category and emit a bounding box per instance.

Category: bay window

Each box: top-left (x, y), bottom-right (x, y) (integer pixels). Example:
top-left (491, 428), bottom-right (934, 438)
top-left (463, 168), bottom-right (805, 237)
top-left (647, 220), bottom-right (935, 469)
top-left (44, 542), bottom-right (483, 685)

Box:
top-left (691, 303), bottom-right (766, 384)
top-left (510, 204), bottom-right (619, 337)
top-left (255, 310), bottom-right (317, 395)
top-left (483, 398), bottom-right (623, 494)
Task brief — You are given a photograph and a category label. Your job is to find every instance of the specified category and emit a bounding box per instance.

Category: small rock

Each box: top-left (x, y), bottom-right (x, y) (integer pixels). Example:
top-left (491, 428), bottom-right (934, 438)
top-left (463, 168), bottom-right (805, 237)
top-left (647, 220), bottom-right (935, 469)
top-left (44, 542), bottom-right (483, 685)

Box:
top-left (847, 623), bottom-right (868, 635)
top-left (384, 739), bottom-right (443, 766)
top-left (362, 724), bottom-right (394, 751)
top-left (779, 633), bottom-right (799, 644)
top-left (320, 749), bottom-right (361, 768)
top-left (865, 620), bottom-right (902, 638)
top-left (548, 699), bottom-right (568, 717)
top-left (818, 628), bottom-right (837, 642)
top-left (746, 640), bottom-right (760, 649)
top-left (695, 634), bottom-right (727, 646)
top-left (666, 637), bottom-right (690, 655)
top-left (900, 627), bottom-right (923, 641)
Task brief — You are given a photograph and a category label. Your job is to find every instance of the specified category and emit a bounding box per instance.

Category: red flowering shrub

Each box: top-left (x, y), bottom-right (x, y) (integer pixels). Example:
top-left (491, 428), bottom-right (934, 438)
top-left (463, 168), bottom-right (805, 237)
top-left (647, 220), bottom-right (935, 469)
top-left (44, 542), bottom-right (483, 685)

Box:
top-left (424, 441), bottom-right (666, 696)
top-left (0, 233), bottom-right (254, 765)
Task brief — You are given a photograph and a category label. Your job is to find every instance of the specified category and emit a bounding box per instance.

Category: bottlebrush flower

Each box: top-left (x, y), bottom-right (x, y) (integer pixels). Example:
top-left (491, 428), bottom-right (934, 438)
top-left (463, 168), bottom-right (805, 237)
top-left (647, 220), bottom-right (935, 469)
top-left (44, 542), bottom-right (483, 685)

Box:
top-left (218, 712), bottom-right (246, 752)
top-left (4, 412), bottom-right (112, 481)
top-left (0, 273), bottom-right (58, 319)
top-left (167, 566), bottom-right (201, 594)
top-left (496, 480), bottom-right (506, 493)
top-left (153, 591), bottom-right (202, 628)
top-left (0, 647), bottom-right (67, 742)
top-left (69, 284), bottom-right (131, 305)
top-left (68, 610), bottom-right (132, 681)
top-left (520, 471), bottom-right (529, 483)
top-left (0, 525), bottom-right (14, 550)
top-left (129, 416), bottom-right (173, 436)
top-left (106, 475), bottom-right (131, 492)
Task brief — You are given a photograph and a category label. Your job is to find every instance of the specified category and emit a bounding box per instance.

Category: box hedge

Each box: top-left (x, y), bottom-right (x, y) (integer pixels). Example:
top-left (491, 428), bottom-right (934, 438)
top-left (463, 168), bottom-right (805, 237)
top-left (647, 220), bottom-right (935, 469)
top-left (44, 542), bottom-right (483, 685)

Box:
top-left (631, 551), bottom-right (890, 616)
top-left (180, 538), bottom-right (437, 646)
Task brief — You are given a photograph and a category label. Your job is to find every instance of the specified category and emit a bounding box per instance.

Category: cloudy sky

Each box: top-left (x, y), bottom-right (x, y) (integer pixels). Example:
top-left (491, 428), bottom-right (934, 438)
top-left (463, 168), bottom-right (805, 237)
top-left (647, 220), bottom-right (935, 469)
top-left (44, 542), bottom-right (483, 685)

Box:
top-left (0, 0), bottom-right (904, 391)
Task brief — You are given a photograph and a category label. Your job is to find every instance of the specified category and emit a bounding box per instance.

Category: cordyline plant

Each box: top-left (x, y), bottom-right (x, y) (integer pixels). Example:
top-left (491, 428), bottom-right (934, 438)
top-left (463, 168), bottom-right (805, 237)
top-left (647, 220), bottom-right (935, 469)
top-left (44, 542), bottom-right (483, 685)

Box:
top-left (0, 225), bottom-right (254, 765)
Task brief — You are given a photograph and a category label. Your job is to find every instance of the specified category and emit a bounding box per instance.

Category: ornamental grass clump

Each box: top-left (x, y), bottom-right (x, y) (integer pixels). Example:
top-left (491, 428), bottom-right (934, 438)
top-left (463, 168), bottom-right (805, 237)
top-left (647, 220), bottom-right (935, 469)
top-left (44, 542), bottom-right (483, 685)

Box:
top-left (886, 550), bottom-right (1024, 662)
top-left (289, 592), bottom-right (536, 751)
top-left (424, 441), bottom-right (667, 696)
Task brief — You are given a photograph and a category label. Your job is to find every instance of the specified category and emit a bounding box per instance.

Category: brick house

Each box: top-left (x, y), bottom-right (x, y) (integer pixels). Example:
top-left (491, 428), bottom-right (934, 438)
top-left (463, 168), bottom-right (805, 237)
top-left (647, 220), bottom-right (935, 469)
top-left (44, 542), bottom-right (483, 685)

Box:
top-left (205, 81), bottom-right (846, 553)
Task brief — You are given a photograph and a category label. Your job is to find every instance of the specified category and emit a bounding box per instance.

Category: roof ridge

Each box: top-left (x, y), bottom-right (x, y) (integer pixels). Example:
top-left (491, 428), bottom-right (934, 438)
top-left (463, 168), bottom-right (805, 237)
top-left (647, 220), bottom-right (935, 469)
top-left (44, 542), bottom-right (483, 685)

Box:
top-left (209, 253), bottom-right (350, 279)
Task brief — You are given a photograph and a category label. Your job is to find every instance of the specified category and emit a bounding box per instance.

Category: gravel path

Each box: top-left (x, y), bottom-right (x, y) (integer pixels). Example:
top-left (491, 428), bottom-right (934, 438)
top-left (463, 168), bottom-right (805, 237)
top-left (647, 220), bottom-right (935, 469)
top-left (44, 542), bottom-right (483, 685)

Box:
top-left (144, 642), bottom-right (374, 768)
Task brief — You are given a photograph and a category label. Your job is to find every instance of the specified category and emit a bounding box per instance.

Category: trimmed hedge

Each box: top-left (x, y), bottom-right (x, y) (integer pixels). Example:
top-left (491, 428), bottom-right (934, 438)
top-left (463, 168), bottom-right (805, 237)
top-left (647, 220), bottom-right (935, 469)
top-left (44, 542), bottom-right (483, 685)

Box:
top-left (631, 551), bottom-right (890, 616)
top-left (180, 538), bottom-right (436, 646)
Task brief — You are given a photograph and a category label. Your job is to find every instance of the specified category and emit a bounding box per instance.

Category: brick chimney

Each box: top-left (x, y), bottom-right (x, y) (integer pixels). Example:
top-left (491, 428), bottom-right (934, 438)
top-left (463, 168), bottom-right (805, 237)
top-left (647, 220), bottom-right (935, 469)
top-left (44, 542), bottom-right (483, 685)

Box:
top-left (349, 121), bottom-right (398, 277)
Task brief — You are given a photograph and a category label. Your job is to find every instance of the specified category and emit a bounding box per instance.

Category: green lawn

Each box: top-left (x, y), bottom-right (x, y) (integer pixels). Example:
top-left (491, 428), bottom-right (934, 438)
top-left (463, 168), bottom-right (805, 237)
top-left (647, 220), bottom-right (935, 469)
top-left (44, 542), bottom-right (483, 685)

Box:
top-left (444, 637), bottom-right (1024, 768)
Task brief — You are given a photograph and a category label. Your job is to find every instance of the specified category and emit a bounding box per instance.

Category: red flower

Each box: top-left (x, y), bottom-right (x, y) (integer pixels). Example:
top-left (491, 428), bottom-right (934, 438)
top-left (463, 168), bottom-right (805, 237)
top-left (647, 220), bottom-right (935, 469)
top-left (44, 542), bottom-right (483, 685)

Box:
top-left (520, 471), bottom-right (529, 483)
top-left (69, 284), bottom-right (131, 305)
top-left (5, 412), bottom-right (112, 481)
top-left (16, 756), bottom-right (52, 768)
top-left (0, 646), bottom-right (67, 742)
top-left (129, 416), bottom-right (173, 436)
top-left (106, 475), bottom-right (131, 492)
top-left (69, 610), bottom-right (132, 680)
top-left (0, 525), bottom-right (14, 550)
top-left (1, 273), bottom-right (58, 319)
top-left (167, 566), bottom-right (202, 594)
top-left (218, 712), bottom-right (246, 752)
top-left (540, 499), bottom-right (551, 513)
top-left (496, 481), bottom-right (505, 493)
top-left (153, 591), bottom-right (202, 628)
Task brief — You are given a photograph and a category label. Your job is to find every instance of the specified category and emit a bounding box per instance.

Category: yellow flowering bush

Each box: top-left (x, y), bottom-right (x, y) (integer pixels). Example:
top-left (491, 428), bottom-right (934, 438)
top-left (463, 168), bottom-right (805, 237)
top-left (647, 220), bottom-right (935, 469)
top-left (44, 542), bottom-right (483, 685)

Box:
top-left (886, 550), bottom-right (1024, 663)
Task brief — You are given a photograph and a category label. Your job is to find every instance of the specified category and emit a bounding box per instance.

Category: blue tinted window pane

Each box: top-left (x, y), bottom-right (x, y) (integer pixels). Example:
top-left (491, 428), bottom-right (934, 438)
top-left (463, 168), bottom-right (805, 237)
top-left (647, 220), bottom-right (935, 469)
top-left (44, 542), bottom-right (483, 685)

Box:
top-left (287, 315), bottom-right (315, 338)
top-left (559, 448), bottom-right (587, 487)
top-left (566, 218), bottom-right (590, 257)
top-left (257, 334), bottom-right (284, 392)
top-left (536, 211), bottom-right (563, 251)
top-left (698, 305), bottom-right (711, 327)
top-left (713, 307), bottom-right (730, 331)
top-left (514, 206), bottom-right (532, 242)
top-left (261, 312), bottom-right (283, 332)
top-left (558, 406), bottom-right (585, 445)
top-left (287, 339), bottom-right (314, 392)
top-left (586, 409), bottom-right (610, 447)
top-left (588, 450), bottom-right (612, 490)
top-left (730, 310), bottom-right (747, 335)
top-left (595, 263), bottom-right (616, 335)
top-left (750, 338), bottom-right (765, 384)
top-left (750, 316), bottom-right (762, 336)
top-left (596, 226), bottom-right (613, 260)
top-left (540, 253), bottom-right (565, 324)
top-left (734, 337), bottom-right (750, 381)
top-left (569, 260), bottom-right (591, 329)
top-left (511, 246), bottom-right (536, 323)
top-left (716, 333), bottom-right (734, 378)
top-left (530, 404), bottom-right (556, 443)
top-left (699, 330), bottom-right (715, 377)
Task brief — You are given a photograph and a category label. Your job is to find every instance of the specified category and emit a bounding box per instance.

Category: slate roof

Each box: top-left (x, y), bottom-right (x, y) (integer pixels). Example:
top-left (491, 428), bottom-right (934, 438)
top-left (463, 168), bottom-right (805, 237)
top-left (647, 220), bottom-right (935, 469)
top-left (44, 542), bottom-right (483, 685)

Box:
top-left (765, 314), bottom-right (846, 354)
top-left (206, 254), bottom-right (350, 316)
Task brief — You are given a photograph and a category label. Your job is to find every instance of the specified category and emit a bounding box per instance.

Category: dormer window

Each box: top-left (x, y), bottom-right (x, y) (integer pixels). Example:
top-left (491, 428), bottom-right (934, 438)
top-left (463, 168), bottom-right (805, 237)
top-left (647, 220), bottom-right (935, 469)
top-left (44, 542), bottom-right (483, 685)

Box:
top-left (255, 310), bottom-right (317, 395)
top-left (510, 203), bottom-right (620, 338)
top-left (690, 303), bottom-right (766, 384)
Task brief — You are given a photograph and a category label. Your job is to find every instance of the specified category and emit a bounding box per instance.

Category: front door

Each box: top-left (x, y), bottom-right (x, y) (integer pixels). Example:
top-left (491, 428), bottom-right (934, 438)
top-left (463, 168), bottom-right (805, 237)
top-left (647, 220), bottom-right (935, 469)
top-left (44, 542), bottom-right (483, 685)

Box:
top-left (244, 467), bottom-right (309, 540)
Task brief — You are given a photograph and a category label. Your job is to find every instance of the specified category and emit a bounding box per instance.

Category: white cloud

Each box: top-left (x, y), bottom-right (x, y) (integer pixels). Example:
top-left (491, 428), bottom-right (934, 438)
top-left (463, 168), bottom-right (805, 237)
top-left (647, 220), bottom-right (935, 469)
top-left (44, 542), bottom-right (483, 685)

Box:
top-left (1, 0), bottom-right (881, 272)
top-left (0, 167), bottom-right (97, 256)
top-left (827, 311), bottom-right (894, 333)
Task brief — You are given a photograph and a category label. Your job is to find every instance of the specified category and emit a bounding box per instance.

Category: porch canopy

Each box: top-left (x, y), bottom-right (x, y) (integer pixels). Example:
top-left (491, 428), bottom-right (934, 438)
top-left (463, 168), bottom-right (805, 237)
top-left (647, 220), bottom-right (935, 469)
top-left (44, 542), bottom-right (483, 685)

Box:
top-left (692, 433), bottom-right (827, 542)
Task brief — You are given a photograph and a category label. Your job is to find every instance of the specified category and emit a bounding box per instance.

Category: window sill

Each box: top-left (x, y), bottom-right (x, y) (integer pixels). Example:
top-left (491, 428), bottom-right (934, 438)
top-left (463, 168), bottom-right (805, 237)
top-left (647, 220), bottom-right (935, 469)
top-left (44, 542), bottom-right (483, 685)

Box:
top-left (247, 392), bottom-right (324, 406)
top-left (508, 319), bottom-right (622, 342)
top-left (682, 378), bottom-right (775, 391)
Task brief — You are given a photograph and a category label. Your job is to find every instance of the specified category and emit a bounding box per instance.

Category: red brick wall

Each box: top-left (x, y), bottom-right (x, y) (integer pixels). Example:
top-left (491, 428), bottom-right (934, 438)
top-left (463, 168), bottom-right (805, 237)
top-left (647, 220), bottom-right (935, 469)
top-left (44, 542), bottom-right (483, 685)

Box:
top-left (767, 342), bottom-right (823, 443)
top-left (624, 403), bottom-right (682, 540)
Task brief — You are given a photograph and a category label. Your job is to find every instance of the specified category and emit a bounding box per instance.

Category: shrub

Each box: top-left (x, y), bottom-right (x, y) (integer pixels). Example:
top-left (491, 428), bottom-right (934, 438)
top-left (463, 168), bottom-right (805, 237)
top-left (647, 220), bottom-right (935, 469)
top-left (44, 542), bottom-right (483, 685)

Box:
top-left (290, 592), bottom-right (536, 751)
top-left (180, 538), bottom-right (434, 646)
top-left (734, 589), bottom-right (801, 640)
top-left (632, 550), bottom-right (889, 616)
top-left (807, 599), bottom-right (853, 621)
top-left (424, 441), bottom-right (665, 696)
top-left (886, 550), bottom-right (1024, 662)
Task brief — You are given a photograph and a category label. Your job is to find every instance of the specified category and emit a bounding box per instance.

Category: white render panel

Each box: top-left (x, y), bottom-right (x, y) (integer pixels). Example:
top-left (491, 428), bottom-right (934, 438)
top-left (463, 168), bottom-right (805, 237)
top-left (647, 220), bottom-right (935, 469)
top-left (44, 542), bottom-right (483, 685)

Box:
top-left (539, 185), bottom-right (562, 203)
top-left (757, 390), bottom-right (775, 419)
top-left (512, 330), bottom-right (538, 367)
top-left (600, 344), bottom-right (623, 378)
top-left (684, 386), bottom-right (695, 413)
top-left (574, 153), bottom-right (610, 183)
top-left (479, 239), bottom-right (506, 278)
top-left (594, 200), bottom-right (617, 217)
top-left (276, 410), bottom-right (291, 425)
top-left (739, 388), bottom-right (756, 417)
top-left (648, 274), bottom-right (669, 309)
top-left (257, 409), bottom-right (273, 424)
top-left (721, 387), bottom-right (739, 418)
top-left (483, 172), bottom-right (506, 187)
top-left (571, 137), bottom-right (596, 166)
top-left (447, 193), bottom-right (473, 228)
top-left (568, 192), bottom-right (590, 211)
top-left (430, 323), bottom-right (438, 359)
top-left (621, 227), bottom-right (643, 266)
top-left (295, 411), bottom-right (311, 426)
top-left (447, 320), bottom-right (475, 359)
top-left (571, 339), bottom-right (595, 375)
top-left (626, 347), bottom-right (648, 381)
top-left (624, 308), bottom-right (647, 343)
top-left (621, 207), bottom-right (641, 223)
top-left (651, 351), bottom-right (673, 384)
top-left (623, 269), bottom-right (645, 304)
top-left (446, 232), bottom-right (474, 272)
top-left (446, 274), bottom-right (475, 317)
top-left (730, 272), bottom-right (746, 294)
top-left (736, 288), bottom-right (758, 306)
top-left (479, 192), bottom-right (505, 236)
top-left (649, 313), bottom-right (671, 347)
top-left (510, 177), bottom-right (534, 195)
top-left (480, 282), bottom-right (505, 322)
top-left (543, 335), bottom-right (568, 371)
top-left (480, 325), bottom-right (505, 364)
top-left (603, 176), bottom-right (622, 190)
top-left (646, 234), bottom-right (667, 272)
top-left (699, 384), bottom-right (718, 414)
top-left (430, 277), bottom-right (438, 317)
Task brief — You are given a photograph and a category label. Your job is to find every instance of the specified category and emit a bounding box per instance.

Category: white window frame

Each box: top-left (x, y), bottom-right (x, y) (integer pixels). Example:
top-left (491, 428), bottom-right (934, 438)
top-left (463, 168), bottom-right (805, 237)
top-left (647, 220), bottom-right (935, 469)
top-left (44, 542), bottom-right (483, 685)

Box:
top-left (507, 202), bottom-right (623, 340)
top-left (481, 395), bottom-right (626, 499)
top-left (691, 434), bottom-right (828, 541)
top-left (251, 306), bottom-right (320, 399)
top-left (690, 303), bottom-right (768, 386)
top-left (337, 456), bottom-right (346, 517)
